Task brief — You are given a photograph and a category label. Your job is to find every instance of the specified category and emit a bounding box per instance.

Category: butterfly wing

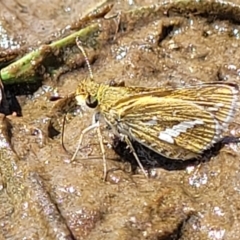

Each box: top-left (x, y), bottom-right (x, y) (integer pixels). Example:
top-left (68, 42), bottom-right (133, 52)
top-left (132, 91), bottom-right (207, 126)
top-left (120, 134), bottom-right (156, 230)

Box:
top-left (107, 83), bottom-right (238, 160)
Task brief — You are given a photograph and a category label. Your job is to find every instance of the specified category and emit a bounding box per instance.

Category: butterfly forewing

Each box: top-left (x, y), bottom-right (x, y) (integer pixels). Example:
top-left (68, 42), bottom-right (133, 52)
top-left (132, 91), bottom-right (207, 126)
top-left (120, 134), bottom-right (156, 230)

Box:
top-left (104, 83), bottom-right (239, 160)
top-left (166, 84), bottom-right (238, 126)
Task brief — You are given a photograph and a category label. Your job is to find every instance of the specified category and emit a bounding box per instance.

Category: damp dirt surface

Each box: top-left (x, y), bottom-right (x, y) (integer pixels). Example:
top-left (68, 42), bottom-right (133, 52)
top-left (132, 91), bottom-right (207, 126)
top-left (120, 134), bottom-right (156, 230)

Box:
top-left (0, 1), bottom-right (240, 240)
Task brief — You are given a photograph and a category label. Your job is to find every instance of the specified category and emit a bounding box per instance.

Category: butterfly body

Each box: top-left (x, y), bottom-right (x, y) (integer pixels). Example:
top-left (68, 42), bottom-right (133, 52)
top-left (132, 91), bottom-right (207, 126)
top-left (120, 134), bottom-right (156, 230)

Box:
top-left (75, 79), bottom-right (239, 161)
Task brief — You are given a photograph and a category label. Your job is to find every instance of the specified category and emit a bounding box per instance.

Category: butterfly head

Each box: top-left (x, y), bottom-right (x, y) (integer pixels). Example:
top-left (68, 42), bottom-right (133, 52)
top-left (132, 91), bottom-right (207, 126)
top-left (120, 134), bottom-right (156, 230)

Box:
top-left (75, 78), bottom-right (100, 109)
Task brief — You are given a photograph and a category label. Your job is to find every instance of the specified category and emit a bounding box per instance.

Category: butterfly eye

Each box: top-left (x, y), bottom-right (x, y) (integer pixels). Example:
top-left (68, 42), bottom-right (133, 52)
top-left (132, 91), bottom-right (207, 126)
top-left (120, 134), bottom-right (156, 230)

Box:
top-left (86, 95), bottom-right (98, 108)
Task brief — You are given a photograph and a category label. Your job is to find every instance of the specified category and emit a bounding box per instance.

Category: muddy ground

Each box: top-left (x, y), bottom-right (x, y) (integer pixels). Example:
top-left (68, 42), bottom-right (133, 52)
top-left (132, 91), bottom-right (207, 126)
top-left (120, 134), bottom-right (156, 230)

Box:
top-left (0, 0), bottom-right (240, 240)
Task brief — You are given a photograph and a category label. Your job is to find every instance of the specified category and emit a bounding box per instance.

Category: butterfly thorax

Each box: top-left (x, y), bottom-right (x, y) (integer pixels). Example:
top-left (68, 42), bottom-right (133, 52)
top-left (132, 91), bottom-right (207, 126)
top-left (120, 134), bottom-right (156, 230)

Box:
top-left (75, 79), bottom-right (139, 125)
top-left (76, 78), bottom-right (135, 109)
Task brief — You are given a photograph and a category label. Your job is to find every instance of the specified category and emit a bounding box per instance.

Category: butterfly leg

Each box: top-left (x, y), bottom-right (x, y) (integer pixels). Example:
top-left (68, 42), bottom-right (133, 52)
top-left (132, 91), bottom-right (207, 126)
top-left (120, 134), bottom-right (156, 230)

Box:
top-left (71, 121), bottom-right (100, 161)
top-left (91, 113), bottom-right (108, 180)
top-left (71, 113), bottom-right (108, 180)
top-left (95, 121), bottom-right (108, 181)
top-left (123, 136), bottom-right (148, 178)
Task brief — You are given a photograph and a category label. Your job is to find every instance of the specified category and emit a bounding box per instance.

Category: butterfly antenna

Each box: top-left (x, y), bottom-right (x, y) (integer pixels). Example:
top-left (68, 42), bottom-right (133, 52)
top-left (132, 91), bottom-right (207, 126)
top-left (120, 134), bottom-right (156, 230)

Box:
top-left (75, 37), bottom-right (94, 80)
